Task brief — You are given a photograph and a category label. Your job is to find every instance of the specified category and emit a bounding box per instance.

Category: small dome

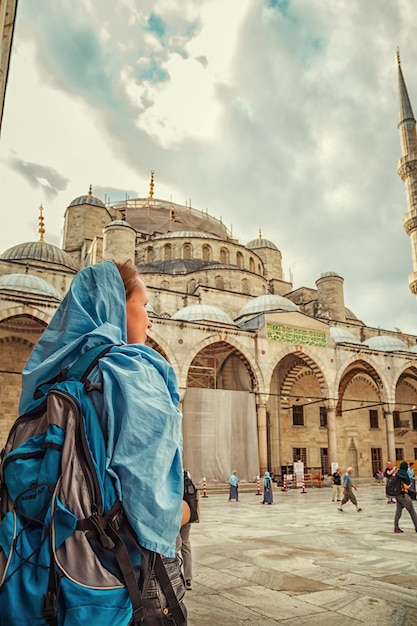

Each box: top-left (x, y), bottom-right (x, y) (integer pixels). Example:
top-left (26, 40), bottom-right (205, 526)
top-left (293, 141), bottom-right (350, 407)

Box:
top-left (171, 304), bottom-right (235, 325)
top-left (236, 294), bottom-right (300, 319)
top-left (154, 231), bottom-right (220, 240)
top-left (330, 327), bottom-right (361, 344)
top-left (246, 237), bottom-right (278, 251)
top-left (68, 191), bottom-right (105, 208)
top-left (362, 335), bottom-right (410, 352)
top-left (0, 273), bottom-right (62, 301)
top-left (344, 307), bottom-right (357, 320)
top-left (1, 241), bottom-right (77, 271)
top-left (104, 220), bottom-right (136, 231)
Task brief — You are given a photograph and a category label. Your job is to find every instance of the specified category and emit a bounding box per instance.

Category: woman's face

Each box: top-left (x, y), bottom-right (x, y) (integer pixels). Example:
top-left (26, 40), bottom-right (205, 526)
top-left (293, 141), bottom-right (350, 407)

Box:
top-left (126, 277), bottom-right (153, 344)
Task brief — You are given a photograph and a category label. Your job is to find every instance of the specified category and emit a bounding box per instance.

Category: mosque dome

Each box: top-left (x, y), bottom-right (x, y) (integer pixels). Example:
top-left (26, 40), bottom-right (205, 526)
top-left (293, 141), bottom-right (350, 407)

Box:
top-left (104, 220), bottom-right (136, 231)
top-left (154, 231), bottom-right (220, 240)
top-left (1, 241), bottom-right (77, 271)
top-left (171, 304), bottom-right (235, 325)
top-left (236, 294), bottom-right (300, 319)
top-left (330, 327), bottom-right (361, 345)
top-left (246, 231), bottom-right (279, 251)
top-left (0, 273), bottom-right (62, 301)
top-left (362, 335), bottom-right (410, 352)
top-left (68, 186), bottom-right (106, 209)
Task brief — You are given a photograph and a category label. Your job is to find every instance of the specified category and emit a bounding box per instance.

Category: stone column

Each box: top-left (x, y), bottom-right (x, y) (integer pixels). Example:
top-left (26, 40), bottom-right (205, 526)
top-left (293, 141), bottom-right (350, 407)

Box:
top-left (326, 403), bottom-right (338, 466)
top-left (384, 408), bottom-right (396, 463)
top-left (256, 400), bottom-right (268, 476)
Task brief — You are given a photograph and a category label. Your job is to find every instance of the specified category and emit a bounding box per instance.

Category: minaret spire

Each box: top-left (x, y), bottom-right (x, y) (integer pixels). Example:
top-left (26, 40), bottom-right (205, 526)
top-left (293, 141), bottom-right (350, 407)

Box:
top-left (397, 54), bottom-right (417, 296)
top-left (38, 205), bottom-right (45, 243)
top-left (149, 170), bottom-right (154, 199)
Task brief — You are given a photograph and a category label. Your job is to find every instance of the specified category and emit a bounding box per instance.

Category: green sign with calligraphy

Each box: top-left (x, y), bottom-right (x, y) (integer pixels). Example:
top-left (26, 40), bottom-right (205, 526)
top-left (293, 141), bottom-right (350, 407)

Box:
top-left (267, 323), bottom-right (326, 347)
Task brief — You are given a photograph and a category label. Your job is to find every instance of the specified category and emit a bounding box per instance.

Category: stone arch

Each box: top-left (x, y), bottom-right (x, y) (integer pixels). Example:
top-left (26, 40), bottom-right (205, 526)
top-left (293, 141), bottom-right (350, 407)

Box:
top-left (0, 305), bottom-right (54, 329)
top-left (145, 246), bottom-right (154, 263)
top-left (242, 278), bottom-right (250, 294)
top-left (182, 243), bottom-right (192, 260)
top-left (160, 280), bottom-right (169, 289)
top-left (146, 331), bottom-right (179, 376)
top-left (335, 357), bottom-right (388, 415)
top-left (249, 257), bottom-right (255, 273)
top-left (163, 243), bottom-right (172, 260)
top-left (236, 251), bottom-right (244, 269)
top-left (278, 351), bottom-right (329, 408)
top-left (187, 279), bottom-right (197, 294)
top-left (220, 247), bottom-right (229, 264)
top-left (202, 244), bottom-right (212, 262)
top-left (179, 335), bottom-right (264, 393)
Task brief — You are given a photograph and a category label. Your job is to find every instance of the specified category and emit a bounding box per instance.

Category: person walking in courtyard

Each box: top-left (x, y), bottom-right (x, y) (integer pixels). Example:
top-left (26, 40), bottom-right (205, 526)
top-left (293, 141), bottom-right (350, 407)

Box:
top-left (262, 471), bottom-right (273, 504)
top-left (384, 461), bottom-right (396, 503)
top-left (228, 470), bottom-right (239, 501)
top-left (331, 466), bottom-right (342, 502)
top-left (338, 467), bottom-right (362, 512)
top-left (393, 461), bottom-right (417, 533)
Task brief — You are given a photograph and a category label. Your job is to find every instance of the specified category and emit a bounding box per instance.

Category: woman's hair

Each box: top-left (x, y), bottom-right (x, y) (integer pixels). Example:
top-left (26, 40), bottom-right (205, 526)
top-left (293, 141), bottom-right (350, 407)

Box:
top-left (114, 260), bottom-right (140, 299)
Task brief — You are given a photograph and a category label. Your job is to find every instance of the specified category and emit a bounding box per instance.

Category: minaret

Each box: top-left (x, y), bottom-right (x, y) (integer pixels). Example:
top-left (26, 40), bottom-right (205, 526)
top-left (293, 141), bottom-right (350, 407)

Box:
top-left (397, 51), bottom-right (417, 295)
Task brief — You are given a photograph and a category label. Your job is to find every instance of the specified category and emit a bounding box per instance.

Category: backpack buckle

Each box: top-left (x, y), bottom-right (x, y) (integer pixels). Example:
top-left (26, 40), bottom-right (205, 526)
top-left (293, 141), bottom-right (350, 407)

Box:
top-left (42, 591), bottom-right (58, 626)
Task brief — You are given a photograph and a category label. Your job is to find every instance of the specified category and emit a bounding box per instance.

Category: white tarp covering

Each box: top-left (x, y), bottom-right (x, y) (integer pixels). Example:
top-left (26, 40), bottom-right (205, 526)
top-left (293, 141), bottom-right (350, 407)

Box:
top-left (182, 388), bottom-right (259, 484)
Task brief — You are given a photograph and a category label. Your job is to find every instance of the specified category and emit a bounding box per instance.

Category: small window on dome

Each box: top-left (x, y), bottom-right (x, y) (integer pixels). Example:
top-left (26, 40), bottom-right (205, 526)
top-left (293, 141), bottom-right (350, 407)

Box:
top-left (202, 244), bottom-right (211, 262)
top-left (220, 247), bottom-right (229, 264)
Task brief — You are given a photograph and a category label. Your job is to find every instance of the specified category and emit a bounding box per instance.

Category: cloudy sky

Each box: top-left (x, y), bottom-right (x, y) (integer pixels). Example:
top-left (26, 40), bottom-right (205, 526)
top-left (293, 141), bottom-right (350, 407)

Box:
top-left (1, 0), bottom-right (417, 333)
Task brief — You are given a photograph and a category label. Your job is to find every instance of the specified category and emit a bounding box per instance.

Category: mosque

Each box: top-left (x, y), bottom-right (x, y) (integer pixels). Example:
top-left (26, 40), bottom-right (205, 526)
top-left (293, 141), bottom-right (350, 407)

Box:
top-left (1, 31), bottom-right (417, 483)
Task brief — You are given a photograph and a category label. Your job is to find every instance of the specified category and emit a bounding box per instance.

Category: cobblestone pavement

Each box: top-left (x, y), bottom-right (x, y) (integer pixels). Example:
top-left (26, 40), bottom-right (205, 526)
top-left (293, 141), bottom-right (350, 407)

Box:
top-left (183, 485), bottom-right (417, 625)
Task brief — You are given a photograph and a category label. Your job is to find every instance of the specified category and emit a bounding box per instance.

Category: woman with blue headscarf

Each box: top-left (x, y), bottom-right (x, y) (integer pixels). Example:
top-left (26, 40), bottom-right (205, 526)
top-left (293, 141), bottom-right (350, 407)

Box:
top-left (20, 259), bottom-right (188, 624)
top-left (393, 461), bottom-right (417, 534)
top-left (262, 472), bottom-right (273, 505)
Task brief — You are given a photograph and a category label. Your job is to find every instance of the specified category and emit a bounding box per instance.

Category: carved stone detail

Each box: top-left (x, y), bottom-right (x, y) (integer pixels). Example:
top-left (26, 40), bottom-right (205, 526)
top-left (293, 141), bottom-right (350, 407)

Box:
top-left (398, 159), bottom-right (417, 181)
top-left (403, 213), bottom-right (417, 235)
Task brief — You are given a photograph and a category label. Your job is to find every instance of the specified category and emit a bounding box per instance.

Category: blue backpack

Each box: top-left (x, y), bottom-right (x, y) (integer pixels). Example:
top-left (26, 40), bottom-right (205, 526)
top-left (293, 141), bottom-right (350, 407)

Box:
top-left (0, 345), bottom-right (185, 626)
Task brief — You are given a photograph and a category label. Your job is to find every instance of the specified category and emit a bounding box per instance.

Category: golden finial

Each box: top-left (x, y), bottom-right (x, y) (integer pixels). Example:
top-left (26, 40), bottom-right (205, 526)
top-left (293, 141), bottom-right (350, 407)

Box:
top-left (396, 48), bottom-right (401, 66)
top-left (149, 170), bottom-right (155, 198)
top-left (38, 205), bottom-right (45, 243)
top-left (258, 228), bottom-right (262, 239)
top-left (88, 184), bottom-right (93, 196)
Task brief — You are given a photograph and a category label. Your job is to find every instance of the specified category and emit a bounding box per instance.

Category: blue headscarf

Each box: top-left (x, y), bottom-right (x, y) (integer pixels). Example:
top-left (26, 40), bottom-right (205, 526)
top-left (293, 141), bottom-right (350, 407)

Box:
top-left (20, 260), bottom-right (183, 557)
top-left (264, 471), bottom-right (271, 488)
top-left (397, 461), bottom-right (411, 484)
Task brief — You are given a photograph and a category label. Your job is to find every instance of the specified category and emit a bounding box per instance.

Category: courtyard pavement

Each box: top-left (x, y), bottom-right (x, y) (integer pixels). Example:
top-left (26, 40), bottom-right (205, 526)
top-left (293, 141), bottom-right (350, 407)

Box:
top-left (184, 483), bottom-right (417, 625)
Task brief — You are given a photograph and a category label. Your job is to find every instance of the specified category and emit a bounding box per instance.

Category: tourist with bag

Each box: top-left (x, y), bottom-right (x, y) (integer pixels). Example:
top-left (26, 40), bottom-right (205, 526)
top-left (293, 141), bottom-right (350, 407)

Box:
top-left (262, 471), bottom-right (273, 504)
top-left (0, 260), bottom-right (188, 625)
top-left (392, 462), bottom-right (417, 533)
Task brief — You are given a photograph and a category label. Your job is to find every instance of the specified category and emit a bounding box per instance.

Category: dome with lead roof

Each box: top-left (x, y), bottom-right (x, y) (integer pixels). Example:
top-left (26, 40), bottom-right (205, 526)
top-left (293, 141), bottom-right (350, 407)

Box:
top-left (330, 327), bottom-right (361, 344)
top-left (0, 273), bottom-right (62, 301)
top-left (246, 232), bottom-right (279, 251)
top-left (1, 241), bottom-right (77, 271)
top-left (362, 335), bottom-right (410, 352)
top-left (236, 294), bottom-right (300, 319)
top-left (171, 304), bottom-right (235, 325)
top-left (68, 186), bottom-right (106, 209)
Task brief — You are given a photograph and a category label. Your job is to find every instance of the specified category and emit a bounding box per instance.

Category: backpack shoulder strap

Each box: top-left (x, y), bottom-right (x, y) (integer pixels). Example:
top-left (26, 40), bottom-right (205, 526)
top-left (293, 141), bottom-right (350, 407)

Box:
top-left (65, 344), bottom-right (116, 382)
top-left (33, 344), bottom-right (116, 400)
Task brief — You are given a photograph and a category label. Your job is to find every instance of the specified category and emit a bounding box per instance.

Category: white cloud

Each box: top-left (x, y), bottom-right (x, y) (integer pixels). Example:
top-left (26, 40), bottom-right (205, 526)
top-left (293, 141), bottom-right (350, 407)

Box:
top-left (2, 0), bottom-right (417, 334)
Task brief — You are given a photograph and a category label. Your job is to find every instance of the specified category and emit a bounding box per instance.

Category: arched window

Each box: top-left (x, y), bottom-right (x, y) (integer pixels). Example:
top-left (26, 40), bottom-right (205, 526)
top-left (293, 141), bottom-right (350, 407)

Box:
top-left (182, 243), bottom-right (192, 259)
top-left (202, 244), bottom-right (211, 262)
top-left (258, 263), bottom-right (262, 275)
top-left (236, 251), bottom-right (244, 269)
top-left (163, 244), bottom-right (172, 261)
top-left (215, 275), bottom-right (224, 290)
top-left (220, 247), bottom-right (229, 264)
top-left (160, 280), bottom-right (169, 289)
top-left (187, 279), bottom-right (197, 294)
top-left (249, 257), bottom-right (255, 273)
top-left (242, 278), bottom-right (250, 294)
top-left (145, 246), bottom-right (154, 263)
